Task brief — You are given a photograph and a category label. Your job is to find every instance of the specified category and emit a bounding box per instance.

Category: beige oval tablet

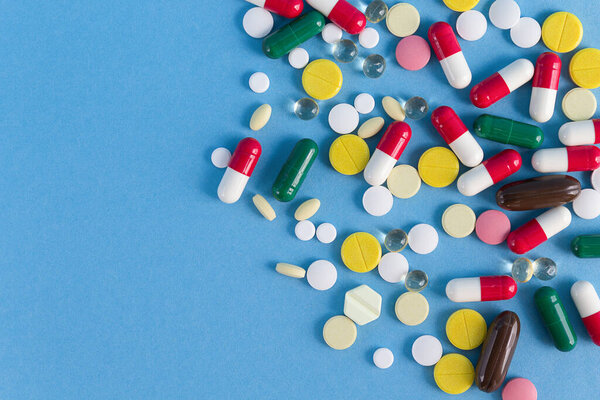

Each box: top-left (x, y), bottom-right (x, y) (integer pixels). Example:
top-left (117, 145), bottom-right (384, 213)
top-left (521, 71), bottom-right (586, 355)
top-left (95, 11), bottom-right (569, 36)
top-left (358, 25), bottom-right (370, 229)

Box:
top-left (294, 198), bottom-right (321, 220)
top-left (358, 116), bottom-right (385, 138)
top-left (562, 88), bottom-right (597, 121)
top-left (252, 194), bottom-right (276, 221)
top-left (323, 315), bottom-right (357, 350)
top-left (442, 204), bottom-right (476, 238)
top-left (386, 3), bottom-right (420, 37)
top-left (395, 292), bottom-right (429, 326)
top-left (387, 164), bottom-right (421, 198)
top-left (275, 262), bottom-right (306, 278)
top-left (250, 104), bottom-right (272, 131)
top-left (382, 96), bottom-right (406, 121)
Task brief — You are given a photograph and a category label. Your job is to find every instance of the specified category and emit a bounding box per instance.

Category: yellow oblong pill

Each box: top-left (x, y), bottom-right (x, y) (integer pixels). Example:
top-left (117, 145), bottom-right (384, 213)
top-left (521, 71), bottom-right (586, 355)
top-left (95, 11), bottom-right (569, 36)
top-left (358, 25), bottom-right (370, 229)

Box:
top-left (275, 263), bottom-right (306, 278)
top-left (358, 116), bottom-right (385, 139)
top-left (418, 147), bottom-right (460, 188)
top-left (250, 104), bottom-right (271, 131)
top-left (294, 198), bottom-right (321, 221)
top-left (329, 135), bottom-right (370, 175)
top-left (302, 59), bottom-right (343, 100)
top-left (434, 354), bottom-right (475, 395)
top-left (341, 232), bottom-right (381, 273)
top-left (382, 96), bottom-right (406, 121)
top-left (570, 48), bottom-right (600, 89)
top-left (542, 12), bottom-right (583, 53)
top-left (252, 194), bottom-right (276, 221)
top-left (446, 309), bottom-right (487, 350)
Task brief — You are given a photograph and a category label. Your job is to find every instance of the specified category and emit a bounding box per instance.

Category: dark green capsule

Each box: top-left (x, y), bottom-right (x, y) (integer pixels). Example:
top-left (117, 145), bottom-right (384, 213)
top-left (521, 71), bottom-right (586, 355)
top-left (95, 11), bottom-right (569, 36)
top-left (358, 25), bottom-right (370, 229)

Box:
top-left (473, 114), bottom-right (544, 149)
top-left (571, 235), bottom-right (600, 258)
top-left (534, 286), bottom-right (577, 352)
top-left (262, 11), bottom-right (325, 59)
top-left (272, 139), bottom-right (318, 202)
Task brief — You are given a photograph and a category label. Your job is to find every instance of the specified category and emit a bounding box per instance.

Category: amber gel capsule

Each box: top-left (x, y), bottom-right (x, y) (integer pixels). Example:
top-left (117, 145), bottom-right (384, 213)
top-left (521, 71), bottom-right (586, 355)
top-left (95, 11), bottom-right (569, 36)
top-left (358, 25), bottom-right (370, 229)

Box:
top-left (272, 139), bottom-right (318, 202)
top-left (496, 175), bottom-right (581, 211)
top-left (473, 114), bottom-right (544, 149)
top-left (262, 11), bottom-right (325, 59)
top-left (534, 286), bottom-right (577, 352)
top-left (572, 235), bottom-right (600, 258)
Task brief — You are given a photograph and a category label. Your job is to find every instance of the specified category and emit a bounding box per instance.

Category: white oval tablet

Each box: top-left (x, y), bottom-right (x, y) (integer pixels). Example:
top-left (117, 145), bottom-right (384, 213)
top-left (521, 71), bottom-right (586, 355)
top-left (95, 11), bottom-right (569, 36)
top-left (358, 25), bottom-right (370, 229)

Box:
top-left (316, 222), bottom-right (337, 244)
top-left (288, 47), bottom-right (310, 69)
top-left (307, 260), bottom-right (337, 290)
top-left (456, 10), bottom-right (487, 41)
top-left (211, 147), bottom-right (231, 168)
top-left (322, 23), bottom-right (343, 44)
top-left (328, 103), bottom-right (360, 134)
top-left (249, 72), bottom-right (270, 93)
top-left (408, 224), bottom-right (439, 254)
top-left (243, 7), bottom-right (274, 39)
top-left (295, 220), bottom-right (316, 241)
top-left (592, 169), bottom-right (600, 192)
top-left (373, 347), bottom-right (394, 369)
top-left (573, 189), bottom-right (600, 219)
top-left (489, 0), bottom-right (520, 30)
top-left (412, 335), bottom-right (443, 366)
top-left (378, 252), bottom-right (409, 283)
top-left (354, 93), bottom-right (375, 114)
top-left (359, 27), bottom-right (380, 49)
top-left (510, 17), bottom-right (541, 48)
top-left (362, 186), bottom-right (394, 216)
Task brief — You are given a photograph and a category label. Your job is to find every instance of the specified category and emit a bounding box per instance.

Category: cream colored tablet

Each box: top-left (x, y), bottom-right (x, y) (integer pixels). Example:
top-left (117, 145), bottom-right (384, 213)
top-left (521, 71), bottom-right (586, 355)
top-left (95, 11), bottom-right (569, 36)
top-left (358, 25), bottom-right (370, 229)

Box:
top-left (442, 204), bottom-right (476, 238)
top-left (395, 292), bottom-right (429, 326)
top-left (562, 88), bottom-right (597, 121)
top-left (387, 165), bottom-right (421, 199)
top-left (275, 263), bottom-right (306, 278)
top-left (323, 315), bottom-right (357, 350)
top-left (382, 96), bottom-right (406, 121)
top-left (386, 3), bottom-right (420, 37)
top-left (250, 104), bottom-right (272, 131)
top-left (358, 117), bottom-right (385, 139)
top-left (294, 198), bottom-right (320, 220)
top-left (252, 194), bottom-right (276, 221)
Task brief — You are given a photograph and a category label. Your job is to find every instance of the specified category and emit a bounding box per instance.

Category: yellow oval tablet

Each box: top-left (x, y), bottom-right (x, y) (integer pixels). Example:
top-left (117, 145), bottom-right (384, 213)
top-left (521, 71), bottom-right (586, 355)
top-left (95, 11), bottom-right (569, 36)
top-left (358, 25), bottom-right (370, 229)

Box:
top-left (294, 198), bottom-right (320, 221)
top-left (275, 263), bottom-right (306, 278)
top-left (394, 292), bottom-right (429, 326)
top-left (562, 88), bottom-right (597, 121)
top-left (443, 0), bottom-right (479, 12)
top-left (382, 96), bottom-right (406, 121)
top-left (341, 232), bottom-right (382, 273)
top-left (418, 147), bottom-right (460, 188)
top-left (252, 194), bottom-right (276, 221)
top-left (442, 204), bottom-right (476, 238)
top-left (446, 309), bottom-right (487, 350)
top-left (570, 48), bottom-right (600, 89)
top-left (387, 164), bottom-right (421, 199)
top-left (249, 104), bottom-right (271, 131)
top-left (542, 12), bottom-right (583, 53)
top-left (358, 116), bottom-right (385, 139)
top-left (386, 3), bottom-right (420, 37)
top-left (323, 315), bottom-right (357, 350)
top-left (302, 59), bottom-right (343, 100)
top-left (329, 135), bottom-right (370, 175)
top-left (434, 354), bottom-right (475, 395)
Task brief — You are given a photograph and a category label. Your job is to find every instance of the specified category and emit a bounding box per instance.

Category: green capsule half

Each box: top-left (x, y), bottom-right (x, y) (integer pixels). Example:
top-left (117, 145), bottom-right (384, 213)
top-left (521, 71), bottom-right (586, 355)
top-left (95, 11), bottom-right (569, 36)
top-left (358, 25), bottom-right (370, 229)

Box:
top-left (473, 114), bottom-right (544, 149)
top-left (272, 139), bottom-right (318, 202)
top-left (534, 286), bottom-right (577, 352)
top-left (571, 235), bottom-right (600, 258)
top-left (262, 11), bottom-right (325, 59)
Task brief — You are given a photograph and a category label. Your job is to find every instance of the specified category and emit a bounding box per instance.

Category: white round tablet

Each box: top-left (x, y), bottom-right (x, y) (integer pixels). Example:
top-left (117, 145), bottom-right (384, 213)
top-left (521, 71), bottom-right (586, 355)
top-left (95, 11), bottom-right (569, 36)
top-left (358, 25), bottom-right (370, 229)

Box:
top-left (328, 103), bottom-right (360, 134)
top-left (288, 47), bottom-right (310, 69)
top-left (362, 186), bottom-right (394, 216)
top-left (378, 252), bottom-right (409, 283)
top-left (211, 147), bottom-right (231, 168)
top-left (510, 17), bottom-right (541, 48)
top-left (322, 23), bottom-right (343, 44)
top-left (573, 189), bottom-right (600, 220)
top-left (359, 27), bottom-right (380, 49)
top-left (316, 222), bottom-right (337, 244)
top-left (243, 7), bottom-right (274, 39)
top-left (306, 260), bottom-right (337, 290)
top-left (412, 335), bottom-right (443, 366)
top-left (354, 93), bottom-right (375, 114)
top-left (489, 0), bottom-right (520, 30)
top-left (373, 347), bottom-right (394, 369)
top-left (592, 169), bottom-right (600, 192)
top-left (456, 10), bottom-right (487, 41)
top-left (249, 72), bottom-right (270, 93)
top-left (408, 224), bottom-right (439, 254)
top-left (295, 220), bottom-right (316, 241)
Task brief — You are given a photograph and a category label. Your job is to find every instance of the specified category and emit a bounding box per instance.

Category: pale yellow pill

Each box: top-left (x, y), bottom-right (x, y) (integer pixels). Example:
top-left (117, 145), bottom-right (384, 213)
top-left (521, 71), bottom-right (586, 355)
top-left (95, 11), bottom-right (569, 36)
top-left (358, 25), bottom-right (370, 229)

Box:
top-left (386, 3), bottom-right (420, 38)
top-left (294, 198), bottom-right (321, 221)
top-left (250, 104), bottom-right (271, 131)
top-left (382, 96), bottom-right (406, 121)
top-left (387, 164), bottom-right (421, 199)
top-left (395, 292), bottom-right (429, 326)
top-left (358, 116), bottom-right (385, 139)
top-left (442, 204), bottom-right (476, 238)
top-left (323, 315), bottom-right (357, 350)
top-left (252, 194), bottom-right (276, 221)
top-left (275, 263), bottom-right (306, 278)
top-left (562, 88), bottom-right (597, 121)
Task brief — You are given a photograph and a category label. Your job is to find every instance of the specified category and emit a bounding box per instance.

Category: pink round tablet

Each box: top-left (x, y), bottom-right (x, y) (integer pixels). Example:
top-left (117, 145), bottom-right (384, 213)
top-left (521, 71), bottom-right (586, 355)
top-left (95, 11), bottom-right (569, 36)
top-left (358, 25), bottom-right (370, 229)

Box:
top-left (476, 210), bottom-right (511, 245)
top-left (395, 35), bottom-right (431, 71)
top-left (502, 378), bottom-right (537, 400)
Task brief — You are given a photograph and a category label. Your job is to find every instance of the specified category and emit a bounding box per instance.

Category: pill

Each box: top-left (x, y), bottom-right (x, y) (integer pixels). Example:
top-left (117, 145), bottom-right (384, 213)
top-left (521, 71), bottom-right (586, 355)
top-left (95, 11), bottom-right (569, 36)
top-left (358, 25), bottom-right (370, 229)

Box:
top-left (341, 232), bottom-right (382, 273)
top-left (411, 335), bottom-right (443, 366)
top-left (307, 259), bottom-right (337, 290)
top-left (344, 284), bottom-right (382, 325)
top-left (496, 175), bottom-right (581, 211)
top-left (386, 164), bottom-right (421, 198)
top-left (475, 210), bottom-right (511, 245)
top-left (418, 147), bottom-right (460, 187)
top-left (245, 0), bottom-right (303, 19)
top-left (252, 194), bottom-right (276, 220)
top-left (364, 122), bottom-right (411, 186)
top-left (249, 71), bottom-right (270, 93)
top-left (218, 137), bottom-right (261, 204)
top-left (323, 315), bottom-right (356, 350)
top-left (531, 146), bottom-right (600, 173)
top-left (373, 348), bottom-right (394, 369)
top-left (395, 292), bottom-right (429, 326)
top-left (354, 93), bottom-right (375, 114)
top-left (316, 222), bottom-right (337, 243)
top-left (408, 223), bottom-right (438, 254)
top-left (272, 139), bottom-right (318, 202)
top-left (446, 309), bottom-right (487, 350)
top-left (359, 27), bottom-right (379, 49)
top-left (288, 47), bottom-right (309, 69)
top-left (594, 169), bottom-right (600, 191)
top-left (562, 88), bottom-right (597, 121)
top-left (295, 220), bottom-right (316, 241)
top-left (434, 354), bottom-right (474, 395)
top-left (507, 206), bottom-right (572, 254)
top-left (456, 10), bottom-right (487, 41)
top-left (534, 286), bottom-right (577, 352)
top-left (275, 262), bottom-right (306, 278)
top-left (362, 185), bottom-right (394, 216)
top-left (243, 7), bottom-right (274, 39)
top-left (386, 3), bottom-right (420, 37)
top-left (382, 96), bottom-right (406, 121)
top-left (530, 52), bottom-right (561, 123)
top-left (542, 11), bottom-right (582, 53)
top-left (569, 48), bottom-right (600, 89)
top-left (489, 0), bottom-right (520, 29)
top-left (377, 252), bottom-right (409, 283)
top-left (510, 17), bottom-right (541, 48)
top-left (473, 114), bottom-right (543, 149)
top-left (457, 149), bottom-right (522, 197)
top-left (395, 35), bottom-right (431, 71)
top-left (559, 120), bottom-right (600, 146)
top-left (476, 311), bottom-right (520, 392)
top-left (302, 59), bottom-right (343, 100)
top-left (470, 58), bottom-right (534, 108)
top-left (573, 188), bottom-right (600, 219)
top-left (211, 147), bottom-right (231, 168)
top-left (443, 0), bottom-right (479, 12)
top-left (294, 198), bottom-right (320, 220)
top-left (431, 106), bottom-right (484, 167)
top-left (428, 21), bottom-right (472, 89)
top-left (502, 378), bottom-right (538, 400)
top-left (329, 135), bottom-right (370, 175)
top-left (571, 281), bottom-right (600, 346)
top-left (442, 204), bottom-right (476, 238)
top-left (262, 11), bottom-right (325, 58)
top-left (329, 103), bottom-right (359, 134)
top-left (358, 117), bottom-right (385, 139)
top-left (446, 275), bottom-right (517, 302)
top-left (572, 235), bottom-right (600, 258)
top-left (307, 0), bottom-right (366, 34)
top-left (321, 22), bottom-right (343, 43)
top-left (249, 104), bottom-right (272, 131)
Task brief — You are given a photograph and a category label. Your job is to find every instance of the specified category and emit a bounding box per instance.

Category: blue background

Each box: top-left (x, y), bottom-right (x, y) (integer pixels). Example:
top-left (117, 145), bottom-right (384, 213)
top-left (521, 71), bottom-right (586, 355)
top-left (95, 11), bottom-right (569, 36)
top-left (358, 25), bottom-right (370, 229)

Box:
top-left (1, 0), bottom-right (599, 398)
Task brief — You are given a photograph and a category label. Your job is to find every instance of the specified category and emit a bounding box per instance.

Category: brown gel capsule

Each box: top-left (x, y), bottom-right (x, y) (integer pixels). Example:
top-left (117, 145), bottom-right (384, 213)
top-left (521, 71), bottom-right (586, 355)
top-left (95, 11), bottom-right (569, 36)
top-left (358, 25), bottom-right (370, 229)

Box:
top-left (475, 311), bottom-right (520, 393)
top-left (496, 175), bottom-right (581, 211)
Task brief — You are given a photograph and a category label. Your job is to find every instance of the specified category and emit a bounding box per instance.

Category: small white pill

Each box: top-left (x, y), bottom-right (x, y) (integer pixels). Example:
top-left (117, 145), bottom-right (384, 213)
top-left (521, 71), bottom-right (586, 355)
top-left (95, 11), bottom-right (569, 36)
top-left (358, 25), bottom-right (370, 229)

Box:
top-left (249, 72), bottom-right (270, 93)
top-left (288, 47), bottom-right (310, 69)
top-left (510, 17), bottom-right (541, 48)
top-left (307, 260), bottom-right (337, 290)
top-left (243, 7), bottom-right (274, 39)
top-left (362, 186), bottom-right (394, 217)
top-left (211, 147), bottom-right (231, 168)
top-left (408, 224), bottom-right (438, 254)
top-left (322, 23), bottom-right (343, 44)
top-left (489, 0), bottom-right (520, 30)
top-left (592, 169), bottom-right (600, 192)
top-left (328, 103), bottom-right (359, 134)
top-left (573, 189), bottom-right (600, 220)
top-left (354, 93), bottom-right (375, 114)
top-left (373, 347), bottom-right (394, 369)
top-left (359, 27), bottom-right (380, 49)
top-left (378, 252), bottom-right (409, 283)
top-left (295, 220), bottom-right (316, 241)
top-left (316, 222), bottom-right (337, 244)
top-left (456, 10), bottom-right (487, 41)
top-left (412, 335), bottom-right (443, 366)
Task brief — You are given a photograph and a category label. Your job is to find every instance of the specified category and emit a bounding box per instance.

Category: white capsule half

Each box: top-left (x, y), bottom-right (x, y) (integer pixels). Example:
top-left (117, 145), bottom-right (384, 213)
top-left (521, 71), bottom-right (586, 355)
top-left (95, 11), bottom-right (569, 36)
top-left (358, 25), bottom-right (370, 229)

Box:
top-left (364, 149), bottom-right (397, 186)
top-left (456, 164), bottom-right (493, 196)
top-left (446, 277), bottom-right (481, 302)
top-left (499, 58), bottom-right (535, 92)
top-left (217, 168), bottom-right (249, 204)
top-left (559, 120), bottom-right (597, 146)
top-left (537, 206), bottom-right (572, 239)
top-left (571, 281), bottom-right (600, 319)
top-left (531, 148), bottom-right (568, 173)
top-left (530, 87), bottom-right (557, 123)
top-left (449, 132), bottom-right (484, 167)
top-left (440, 52), bottom-right (472, 89)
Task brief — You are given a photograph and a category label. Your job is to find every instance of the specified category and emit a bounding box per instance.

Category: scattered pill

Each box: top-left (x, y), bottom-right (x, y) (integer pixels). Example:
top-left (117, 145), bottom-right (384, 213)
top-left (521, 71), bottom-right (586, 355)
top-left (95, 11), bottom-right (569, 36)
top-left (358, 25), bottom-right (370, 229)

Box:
top-left (333, 39), bottom-right (358, 63)
top-left (443, 0), bottom-right (479, 12)
top-left (321, 22), bottom-right (343, 43)
top-left (404, 97), bottom-right (428, 120)
top-left (306, 0), bottom-right (366, 35)
top-left (428, 21), bottom-right (472, 89)
top-left (243, 7), bottom-right (274, 39)
top-left (530, 52), bottom-right (561, 123)
top-left (446, 275), bottom-right (517, 302)
top-left (456, 10), bottom-right (487, 41)
top-left (329, 103), bottom-right (360, 134)
top-left (373, 347), bottom-right (394, 369)
top-left (405, 270), bottom-right (428, 292)
top-left (275, 262), bottom-right (306, 278)
top-left (431, 106), bottom-right (484, 167)
top-left (245, 0), bottom-right (303, 18)
top-left (378, 252), bottom-right (409, 283)
top-left (354, 93), bottom-right (375, 114)
top-left (562, 88), bottom-right (597, 121)
top-left (573, 188), bottom-right (600, 219)
top-left (408, 223), bottom-right (438, 254)
top-left (470, 58), bottom-right (535, 108)
top-left (295, 219), bottom-right (316, 241)
top-left (364, 122), bottom-right (412, 186)
top-left (512, 257), bottom-right (533, 283)
top-left (294, 97), bottom-right (319, 120)
top-left (457, 149), bottom-right (522, 197)
top-left (531, 146), bottom-right (600, 173)
top-left (570, 280), bottom-right (600, 346)
top-left (384, 229), bottom-right (408, 252)
top-left (570, 48), bottom-right (600, 89)
top-left (344, 284), bottom-right (382, 325)
top-left (263, 11), bottom-right (325, 59)
top-left (418, 147), bottom-right (459, 188)
top-left (272, 139), bottom-right (318, 202)
top-left (507, 206), bottom-right (572, 254)
top-left (542, 11), bottom-right (582, 53)
top-left (249, 104), bottom-right (272, 131)
top-left (534, 286), bottom-right (577, 351)
top-left (442, 204), bottom-right (476, 238)
top-left (288, 47), bottom-right (310, 69)
top-left (252, 194), bottom-right (276, 220)
top-left (412, 335), bottom-right (443, 366)
top-left (395, 35), bottom-right (431, 71)
top-left (593, 169), bottom-right (600, 191)
top-left (302, 59), bottom-right (343, 100)
top-left (323, 315), bottom-right (357, 350)
top-left (316, 222), bottom-right (337, 243)
top-left (362, 185), bottom-right (394, 216)
top-left (475, 210), bottom-right (511, 245)
top-left (559, 120), bottom-right (600, 146)
top-left (341, 232), bottom-right (382, 273)
top-left (386, 3), bottom-right (420, 37)
top-left (358, 117), bottom-right (385, 138)
top-left (211, 147), bottom-right (231, 168)
top-left (533, 257), bottom-right (557, 281)
top-left (434, 354), bottom-right (474, 395)
top-left (510, 17), bottom-right (541, 48)
top-left (474, 114), bottom-right (543, 149)
top-left (294, 198), bottom-right (321, 221)
top-left (218, 137), bottom-right (262, 204)
top-left (363, 54), bottom-right (386, 78)
top-left (446, 309), bottom-right (487, 350)
top-left (365, 0), bottom-right (388, 23)
top-left (329, 135), bottom-right (370, 175)
top-left (395, 292), bottom-right (429, 326)
top-left (359, 27), bottom-right (379, 49)
top-left (387, 164), bottom-right (421, 199)
top-left (382, 96), bottom-right (405, 121)
top-left (249, 72), bottom-right (270, 93)
top-left (489, 0), bottom-right (520, 30)
top-left (502, 378), bottom-right (537, 400)
top-left (307, 259), bottom-right (337, 290)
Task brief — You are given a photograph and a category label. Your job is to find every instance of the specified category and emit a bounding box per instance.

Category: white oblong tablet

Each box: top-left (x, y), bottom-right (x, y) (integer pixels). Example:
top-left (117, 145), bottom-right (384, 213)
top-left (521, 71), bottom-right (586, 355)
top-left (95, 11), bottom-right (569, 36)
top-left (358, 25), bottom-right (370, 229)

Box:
top-left (378, 252), bottom-right (409, 283)
top-left (316, 222), bottom-right (337, 244)
top-left (322, 23), bottom-right (343, 44)
top-left (510, 17), bottom-right (541, 48)
top-left (456, 10), bottom-right (487, 41)
top-left (211, 147), bottom-right (231, 168)
top-left (362, 186), bottom-right (394, 216)
top-left (412, 335), bottom-right (443, 366)
top-left (288, 47), bottom-right (310, 69)
top-left (328, 103), bottom-right (360, 134)
top-left (408, 224), bottom-right (438, 254)
top-left (592, 169), bottom-right (600, 192)
top-left (359, 27), bottom-right (380, 49)
top-left (573, 189), bottom-right (600, 220)
top-left (354, 93), bottom-right (375, 114)
top-left (243, 7), bottom-right (274, 39)
top-left (295, 220), bottom-right (316, 241)
top-left (249, 72), bottom-right (270, 93)
top-left (489, 0), bottom-right (520, 30)
top-left (307, 260), bottom-right (337, 290)
top-left (373, 347), bottom-right (394, 369)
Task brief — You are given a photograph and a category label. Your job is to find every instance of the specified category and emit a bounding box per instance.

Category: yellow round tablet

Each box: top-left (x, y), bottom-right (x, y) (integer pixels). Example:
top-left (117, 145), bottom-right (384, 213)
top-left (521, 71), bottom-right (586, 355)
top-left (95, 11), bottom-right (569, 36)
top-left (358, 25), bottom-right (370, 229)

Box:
top-left (542, 12), bottom-right (583, 53)
top-left (443, 0), bottom-right (479, 12)
top-left (341, 232), bottom-right (382, 273)
top-left (562, 88), bottom-right (597, 121)
top-left (386, 3), bottom-right (420, 38)
top-left (394, 292), bottom-right (429, 326)
top-left (302, 59), bottom-right (343, 100)
top-left (418, 147), bottom-right (460, 188)
top-left (442, 204), bottom-right (476, 238)
top-left (446, 309), bottom-right (487, 350)
top-left (329, 135), bottom-right (370, 175)
top-left (434, 354), bottom-right (475, 395)
top-left (387, 164), bottom-right (421, 199)
top-left (323, 315), bottom-right (357, 350)
top-left (570, 48), bottom-right (600, 89)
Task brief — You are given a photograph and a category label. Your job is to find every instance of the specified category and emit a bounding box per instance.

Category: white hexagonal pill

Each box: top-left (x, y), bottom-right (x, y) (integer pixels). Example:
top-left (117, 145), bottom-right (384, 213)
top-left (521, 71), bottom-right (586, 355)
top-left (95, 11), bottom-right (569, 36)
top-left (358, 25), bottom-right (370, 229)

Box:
top-left (328, 103), bottom-right (359, 134)
top-left (362, 186), bottom-right (394, 216)
top-left (412, 335), bottom-right (443, 366)
top-left (378, 252), bottom-right (409, 283)
top-left (344, 284), bottom-right (382, 325)
top-left (373, 347), bottom-right (394, 369)
top-left (307, 260), bottom-right (337, 290)
top-left (408, 223), bottom-right (438, 254)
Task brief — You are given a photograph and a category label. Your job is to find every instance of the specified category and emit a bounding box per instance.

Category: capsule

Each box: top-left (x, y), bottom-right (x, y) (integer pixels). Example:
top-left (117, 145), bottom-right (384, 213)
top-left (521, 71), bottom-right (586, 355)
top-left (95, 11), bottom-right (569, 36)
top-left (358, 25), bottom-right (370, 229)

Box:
top-left (470, 59), bottom-right (535, 108)
top-left (245, 0), bottom-right (303, 18)
top-left (272, 139), bottom-right (318, 202)
top-left (428, 22), bottom-right (472, 89)
top-left (364, 122), bottom-right (411, 186)
top-left (571, 281), bottom-right (600, 346)
top-left (475, 311), bottom-right (520, 393)
top-left (559, 119), bottom-right (600, 146)
top-left (218, 137), bottom-right (262, 204)
top-left (534, 286), bottom-right (577, 352)
top-left (507, 206), bottom-right (571, 254)
top-left (496, 175), bottom-right (581, 211)
top-left (571, 235), bottom-right (600, 258)
top-left (457, 149), bottom-right (522, 197)
top-left (531, 145), bottom-right (600, 173)
top-left (431, 106), bottom-right (483, 167)
top-left (262, 11), bottom-right (325, 59)
top-left (473, 114), bottom-right (543, 149)
top-left (306, 0), bottom-right (366, 34)
top-left (446, 276), bottom-right (517, 303)
top-left (530, 52), bottom-right (561, 123)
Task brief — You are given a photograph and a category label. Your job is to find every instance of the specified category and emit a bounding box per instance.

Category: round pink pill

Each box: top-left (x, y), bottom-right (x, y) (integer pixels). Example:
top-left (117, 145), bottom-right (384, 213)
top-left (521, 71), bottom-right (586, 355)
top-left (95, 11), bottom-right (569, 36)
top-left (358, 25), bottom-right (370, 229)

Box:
top-left (502, 378), bottom-right (537, 400)
top-left (475, 210), bottom-right (511, 245)
top-left (395, 35), bottom-right (431, 71)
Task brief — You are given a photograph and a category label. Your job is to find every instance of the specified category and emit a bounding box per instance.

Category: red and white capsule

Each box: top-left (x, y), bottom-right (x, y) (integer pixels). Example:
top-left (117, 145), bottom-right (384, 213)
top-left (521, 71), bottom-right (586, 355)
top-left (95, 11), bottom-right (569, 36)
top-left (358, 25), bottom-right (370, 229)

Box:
top-left (457, 149), bottom-right (521, 196)
top-left (559, 120), bottom-right (600, 146)
top-left (571, 281), bottom-right (600, 346)
top-left (431, 106), bottom-right (484, 167)
top-left (306, 0), bottom-right (366, 34)
top-left (507, 206), bottom-right (571, 254)
top-left (531, 145), bottom-right (600, 172)
top-left (428, 22), bottom-right (472, 89)
top-left (245, 0), bottom-right (303, 18)
top-left (529, 52), bottom-right (561, 123)
top-left (364, 121), bottom-right (411, 186)
top-left (470, 58), bottom-right (535, 108)
top-left (217, 137), bottom-right (262, 204)
top-left (446, 276), bottom-right (517, 302)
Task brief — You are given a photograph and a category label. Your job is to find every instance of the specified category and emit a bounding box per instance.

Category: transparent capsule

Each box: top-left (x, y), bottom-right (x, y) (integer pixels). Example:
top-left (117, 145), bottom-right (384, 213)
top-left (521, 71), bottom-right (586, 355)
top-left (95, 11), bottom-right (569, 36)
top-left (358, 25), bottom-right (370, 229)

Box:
top-left (511, 257), bottom-right (533, 283)
top-left (365, 0), bottom-right (388, 23)
top-left (333, 39), bottom-right (358, 63)
top-left (294, 98), bottom-right (319, 120)
top-left (384, 229), bottom-right (408, 252)
top-left (405, 270), bottom-right (428, 292)
top-left (405, 96), bottom-right (429, 120)
top-left (533, 257), bottom-right (557, 281)
top-left (363, 54), bottom-right (386, 78)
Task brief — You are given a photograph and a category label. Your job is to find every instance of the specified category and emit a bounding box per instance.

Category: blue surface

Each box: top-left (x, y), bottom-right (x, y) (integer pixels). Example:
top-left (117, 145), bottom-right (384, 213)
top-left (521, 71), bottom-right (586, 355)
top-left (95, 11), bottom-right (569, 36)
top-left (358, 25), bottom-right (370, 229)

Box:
top-left (1, 0), bottom-right (600, 398)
